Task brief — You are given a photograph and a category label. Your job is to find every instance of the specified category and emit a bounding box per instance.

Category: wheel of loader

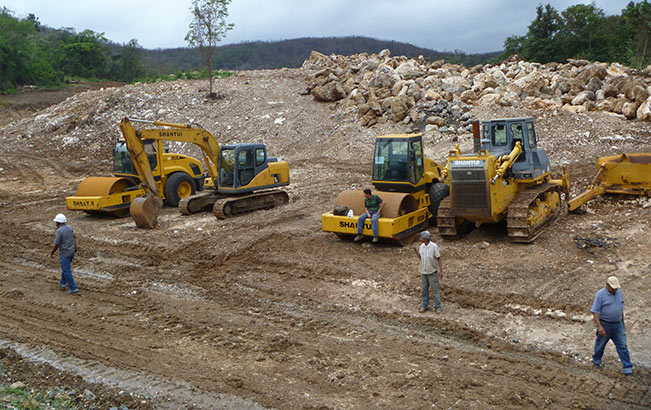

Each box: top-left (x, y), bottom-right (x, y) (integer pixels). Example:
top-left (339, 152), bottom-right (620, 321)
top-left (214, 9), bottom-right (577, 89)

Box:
top-left (164, 172), bottom-right (196, 207)
top-left (428, 182), bottom-right (450, 226)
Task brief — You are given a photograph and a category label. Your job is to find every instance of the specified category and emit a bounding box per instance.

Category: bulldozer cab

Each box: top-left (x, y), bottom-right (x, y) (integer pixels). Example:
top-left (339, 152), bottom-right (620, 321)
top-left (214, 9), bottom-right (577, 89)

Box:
top-left (113, 138), bottom-right (159, 177)
top-left (372, 134), bottom-right (425, 193)
top-left (218, 143), bottom-right (269, 189)
top-left (480, 117), bottom-right (551, 180)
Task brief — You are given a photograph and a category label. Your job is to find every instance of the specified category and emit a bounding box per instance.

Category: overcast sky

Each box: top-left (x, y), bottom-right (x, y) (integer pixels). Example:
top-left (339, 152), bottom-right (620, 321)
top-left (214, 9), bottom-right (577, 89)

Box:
top-left (1, 0), bottom-right (634, 53)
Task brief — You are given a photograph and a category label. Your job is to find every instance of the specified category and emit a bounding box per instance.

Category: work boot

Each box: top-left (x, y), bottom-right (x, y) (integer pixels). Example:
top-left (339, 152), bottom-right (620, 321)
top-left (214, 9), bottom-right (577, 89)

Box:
top-left (419, 306), bottom-right (427, 313)
top-left (435, 307), bottom-right (442, 314)
top-left (67, 289), bottom-right (79, 296)
top-left (372, 236), bottom-right (379, 243)
top-left (353, 235), bottom-right (364, 242)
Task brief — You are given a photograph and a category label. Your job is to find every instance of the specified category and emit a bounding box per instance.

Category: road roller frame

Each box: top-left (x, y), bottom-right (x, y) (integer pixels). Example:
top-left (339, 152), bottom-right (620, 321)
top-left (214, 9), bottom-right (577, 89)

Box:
top-left (322, 133), bottom-right (448, 245)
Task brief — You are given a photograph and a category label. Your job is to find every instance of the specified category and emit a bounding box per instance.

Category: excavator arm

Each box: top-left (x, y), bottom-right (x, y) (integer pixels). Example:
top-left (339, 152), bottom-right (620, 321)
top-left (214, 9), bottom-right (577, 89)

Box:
top-left (120, 118), bottom-right (221, 228)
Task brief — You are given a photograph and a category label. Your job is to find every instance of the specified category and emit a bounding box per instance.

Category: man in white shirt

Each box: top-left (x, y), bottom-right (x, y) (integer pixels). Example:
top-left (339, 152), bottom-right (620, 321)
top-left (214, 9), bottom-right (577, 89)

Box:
top-left (414, 231), bottom-right (444, 313)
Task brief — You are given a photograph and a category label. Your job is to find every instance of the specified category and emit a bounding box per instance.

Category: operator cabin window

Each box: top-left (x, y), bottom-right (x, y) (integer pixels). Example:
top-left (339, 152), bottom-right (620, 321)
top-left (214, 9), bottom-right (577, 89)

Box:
top-left (511, 123), bottom-right (524, 148)
top-left (255, 148), bottom-right (265, 166)
top-left (492, 124), bottom-right (507, 146)
top-left (527, 121), bottom-right (537, 147)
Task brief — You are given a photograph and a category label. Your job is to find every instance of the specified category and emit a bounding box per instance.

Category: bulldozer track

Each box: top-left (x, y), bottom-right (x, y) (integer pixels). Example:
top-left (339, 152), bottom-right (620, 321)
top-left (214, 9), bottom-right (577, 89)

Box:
top-left (213, 190), bottom-right (289, 219)
top-left (507, 183), bottom-right (562, 243)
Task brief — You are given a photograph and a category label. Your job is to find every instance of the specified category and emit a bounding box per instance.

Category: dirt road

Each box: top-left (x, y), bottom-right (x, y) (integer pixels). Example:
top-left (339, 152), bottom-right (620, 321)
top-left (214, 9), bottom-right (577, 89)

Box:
top-left (0, 70), bottom-right (649, 409)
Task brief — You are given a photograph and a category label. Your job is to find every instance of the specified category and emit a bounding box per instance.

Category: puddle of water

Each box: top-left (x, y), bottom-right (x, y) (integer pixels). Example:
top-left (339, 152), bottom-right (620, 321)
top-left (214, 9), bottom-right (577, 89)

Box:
top-left (0, 340), bottom-right (267, 410)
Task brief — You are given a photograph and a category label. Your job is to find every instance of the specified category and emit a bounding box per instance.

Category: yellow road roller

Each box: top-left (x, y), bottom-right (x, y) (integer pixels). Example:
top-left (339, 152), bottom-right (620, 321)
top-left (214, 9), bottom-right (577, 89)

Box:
top-left (322, 133), bottom-right (448, 245)
top-left (66, 134), bottom-right (206, 217)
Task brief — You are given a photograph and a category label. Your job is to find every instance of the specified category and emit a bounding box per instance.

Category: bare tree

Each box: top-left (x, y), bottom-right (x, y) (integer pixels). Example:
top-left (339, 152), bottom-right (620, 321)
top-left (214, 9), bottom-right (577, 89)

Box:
top-left (185, 0), bottom-right (234, 97)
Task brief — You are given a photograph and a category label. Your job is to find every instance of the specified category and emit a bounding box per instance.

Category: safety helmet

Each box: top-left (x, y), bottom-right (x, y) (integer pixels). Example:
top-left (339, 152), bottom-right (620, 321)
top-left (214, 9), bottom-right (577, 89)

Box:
top-left (53, 213), bottom-right (67, 223)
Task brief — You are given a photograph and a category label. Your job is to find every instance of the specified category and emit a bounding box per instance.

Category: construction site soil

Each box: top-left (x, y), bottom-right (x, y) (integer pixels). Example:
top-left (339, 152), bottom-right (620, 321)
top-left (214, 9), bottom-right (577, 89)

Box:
top-left (0, 68), bottom-right (650, 409)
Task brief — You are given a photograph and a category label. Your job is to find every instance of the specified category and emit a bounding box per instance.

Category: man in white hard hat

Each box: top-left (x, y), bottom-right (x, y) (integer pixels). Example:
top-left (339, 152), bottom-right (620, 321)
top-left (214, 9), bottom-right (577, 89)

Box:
top-left (50, 213), bottom-right (79, 295)
top-left (414, 230), bottom-right (444, 313)
top-left (590, 276), bottom-right (632, 374)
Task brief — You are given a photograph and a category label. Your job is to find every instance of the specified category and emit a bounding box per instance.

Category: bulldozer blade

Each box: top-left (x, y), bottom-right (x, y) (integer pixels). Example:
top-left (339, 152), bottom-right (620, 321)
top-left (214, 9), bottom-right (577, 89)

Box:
top-left (130, 196), bottom-right (162, 229)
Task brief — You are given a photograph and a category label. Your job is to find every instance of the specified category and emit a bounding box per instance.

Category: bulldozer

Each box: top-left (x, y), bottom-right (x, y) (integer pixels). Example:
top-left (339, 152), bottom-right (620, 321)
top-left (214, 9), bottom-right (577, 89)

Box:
top-left (437, 117), bottom-right (570, 243)
top-left (321, 133), bottom-right (448, 245)
top-left (69, 118), bottom-right (290, 229)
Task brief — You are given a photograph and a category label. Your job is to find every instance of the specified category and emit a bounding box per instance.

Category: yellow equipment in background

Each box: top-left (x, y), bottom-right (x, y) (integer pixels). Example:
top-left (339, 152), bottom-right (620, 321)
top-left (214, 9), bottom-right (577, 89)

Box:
top-left (568, 153), bottom-right (651, 211)
top-left (437, 118), bottom-right (570, 243)
top-left (66, 135), bottom-right (206, 217)
top-left (119, 118), bottom-right (289, 228)
top-left (321, 133), bottom-right (448, 245)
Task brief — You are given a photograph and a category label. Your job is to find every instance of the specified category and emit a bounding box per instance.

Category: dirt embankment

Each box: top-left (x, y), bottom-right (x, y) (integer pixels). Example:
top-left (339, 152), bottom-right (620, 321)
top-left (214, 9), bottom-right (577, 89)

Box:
top-left (0, 59), bottom-right (650, 409)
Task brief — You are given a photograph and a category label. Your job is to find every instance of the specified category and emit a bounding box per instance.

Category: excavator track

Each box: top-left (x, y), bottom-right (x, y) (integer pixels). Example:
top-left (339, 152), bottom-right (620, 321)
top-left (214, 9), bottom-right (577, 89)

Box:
top-left (213, 191), bottom-right (289, 219)
top-left (507, 183), bottom-right (562, 243)
top-left (178, 192), bottom-right (223, 215)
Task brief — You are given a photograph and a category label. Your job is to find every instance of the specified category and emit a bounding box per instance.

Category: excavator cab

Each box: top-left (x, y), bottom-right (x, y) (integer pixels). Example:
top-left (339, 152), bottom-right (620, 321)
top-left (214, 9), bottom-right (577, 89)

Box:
top-left (217, 143), bottom-right (289, 194)
top-left (372, 134), bottom-right (426, 193)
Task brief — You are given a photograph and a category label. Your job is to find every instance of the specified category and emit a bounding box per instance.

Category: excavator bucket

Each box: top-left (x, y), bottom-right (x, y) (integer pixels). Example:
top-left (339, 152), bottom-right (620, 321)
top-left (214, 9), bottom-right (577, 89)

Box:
top-left (129, 196), bottom-right (162, 229)
top-left (569, 153), bottom-right (651, 211)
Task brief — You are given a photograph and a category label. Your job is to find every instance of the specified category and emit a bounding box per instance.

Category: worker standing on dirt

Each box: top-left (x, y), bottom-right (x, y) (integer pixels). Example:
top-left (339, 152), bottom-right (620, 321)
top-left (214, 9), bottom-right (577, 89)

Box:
top-left (49, 213), bottom-right (79, 295)
top-left (414, 231), bottom-right (443, 313)
top-left (354, 189), bottom-right (385, 243)
top-left (590, 276), bottom-right (632, 375)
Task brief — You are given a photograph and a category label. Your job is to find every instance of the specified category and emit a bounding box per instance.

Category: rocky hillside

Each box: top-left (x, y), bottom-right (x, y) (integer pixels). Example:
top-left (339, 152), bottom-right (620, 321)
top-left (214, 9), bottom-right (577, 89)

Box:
top-left (305, 50), bottom-right (651, 133)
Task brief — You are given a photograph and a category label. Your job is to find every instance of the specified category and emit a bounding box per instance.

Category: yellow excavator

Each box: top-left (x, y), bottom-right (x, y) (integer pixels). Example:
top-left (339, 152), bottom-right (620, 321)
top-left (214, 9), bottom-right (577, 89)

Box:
top-left (69, 118), bottom-right (290, 229)
top-left (321, 133), bottom-right (448, 245)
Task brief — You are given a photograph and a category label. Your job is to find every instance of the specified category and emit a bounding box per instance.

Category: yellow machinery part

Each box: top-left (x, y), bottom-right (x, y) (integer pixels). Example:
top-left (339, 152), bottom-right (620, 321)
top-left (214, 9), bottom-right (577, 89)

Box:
top-left (323, 190), bottom-right (427, 245)
top-left (526, 191), bottom-right (560, 228)
top-left (129, 196), bottom-right (162, 229)
top-left (568, 152), bottom-right (651, 211)
top-left (75, 176), bottom-right (134, 197)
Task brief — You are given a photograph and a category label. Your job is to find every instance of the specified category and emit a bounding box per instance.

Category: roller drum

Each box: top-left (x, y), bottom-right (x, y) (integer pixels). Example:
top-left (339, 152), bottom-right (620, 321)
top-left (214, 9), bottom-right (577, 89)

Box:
top-left (75, 176), bottom-right (135, 196)
top-left (334, 190), bottom-right (418, 218)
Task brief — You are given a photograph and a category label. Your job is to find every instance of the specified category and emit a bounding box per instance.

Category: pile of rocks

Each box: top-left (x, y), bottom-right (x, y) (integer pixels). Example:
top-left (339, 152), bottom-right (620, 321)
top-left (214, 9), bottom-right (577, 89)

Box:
top-left (304, 50), bottom-right (651, 130)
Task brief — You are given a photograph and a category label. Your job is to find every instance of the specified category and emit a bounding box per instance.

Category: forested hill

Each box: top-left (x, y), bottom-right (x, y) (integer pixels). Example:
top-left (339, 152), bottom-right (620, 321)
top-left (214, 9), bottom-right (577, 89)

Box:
top-left (143, 36), bottom-right (501, 74)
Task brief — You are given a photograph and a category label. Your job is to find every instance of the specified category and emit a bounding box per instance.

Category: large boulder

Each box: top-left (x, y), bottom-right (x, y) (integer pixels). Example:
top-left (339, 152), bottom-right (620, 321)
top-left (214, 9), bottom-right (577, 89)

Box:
top-left (389, 96), bottom-right (409, 122)
top-left (637, 97), bottom-right (651, 121)
top-left (441, 76), bottom-right (471, 94)
top-left (622, 102), bottom-right (638, 119)
top-left (577, 63), bottom-right (608, 83)
top-left (370, 64), bottom-right (401, 89)
top-left (395, 62), bottom-right (425, 79)
top-left (311, 82), bottom-right (345, 102)
top-left (514, 71), bottom-right (548, 97)
top-left (571, 91), bottom-right (595, 106)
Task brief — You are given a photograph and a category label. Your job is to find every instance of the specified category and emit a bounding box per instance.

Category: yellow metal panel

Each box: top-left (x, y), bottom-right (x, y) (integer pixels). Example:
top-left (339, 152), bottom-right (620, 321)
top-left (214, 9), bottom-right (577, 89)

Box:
top-left (321, 208), bottom-right (429, 239)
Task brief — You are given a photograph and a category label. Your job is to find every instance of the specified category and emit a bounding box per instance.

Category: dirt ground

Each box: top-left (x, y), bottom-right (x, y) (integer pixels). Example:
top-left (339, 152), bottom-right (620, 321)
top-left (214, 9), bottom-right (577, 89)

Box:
top-left (0, 69), bottom-right (650, 409)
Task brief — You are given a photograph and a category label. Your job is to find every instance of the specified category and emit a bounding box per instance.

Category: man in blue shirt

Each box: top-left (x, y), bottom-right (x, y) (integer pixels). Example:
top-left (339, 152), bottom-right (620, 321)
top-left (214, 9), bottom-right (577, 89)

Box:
top-left (50, 213), bottom-right (79, 295)
top-left (590, 276), bottom-right (632, 374)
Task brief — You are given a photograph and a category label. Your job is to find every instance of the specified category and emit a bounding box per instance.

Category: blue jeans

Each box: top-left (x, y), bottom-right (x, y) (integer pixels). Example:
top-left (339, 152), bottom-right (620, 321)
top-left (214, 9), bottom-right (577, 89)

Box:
top-left (357, 211), bottom-right (380, 237)
top-left (593, 320), bottom-right (632, 374)
top-left (421, 273), bottom-right (441, 310)
top-left (59, 253), bottom-right (78, 292)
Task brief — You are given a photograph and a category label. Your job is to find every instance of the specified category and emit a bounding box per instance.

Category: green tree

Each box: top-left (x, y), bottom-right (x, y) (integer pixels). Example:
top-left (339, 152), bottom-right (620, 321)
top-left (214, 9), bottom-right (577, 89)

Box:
top-left (61, 29), bottom-right (109, 78)
top-left (114, 39), bottom-right (147, 82)
top-left (558, 3), bottom-right (609, 61)
top-left (622, 0), bottom-right (651, 68)
top-left (185, 0), bottom-right (234, 96)
top-left (521, 4), bottom-right (564, 63)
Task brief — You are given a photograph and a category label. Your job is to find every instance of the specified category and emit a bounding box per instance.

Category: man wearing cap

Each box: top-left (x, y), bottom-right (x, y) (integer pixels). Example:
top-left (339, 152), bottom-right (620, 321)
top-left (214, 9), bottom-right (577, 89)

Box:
top-left (50, 213), bottom-right (79, 295)
top-left (590, 276), bottom-right (632, 374)
top-left (414, 230), bottom-right (444, 313)
top-left (354, 188), bottom-right (385, 243)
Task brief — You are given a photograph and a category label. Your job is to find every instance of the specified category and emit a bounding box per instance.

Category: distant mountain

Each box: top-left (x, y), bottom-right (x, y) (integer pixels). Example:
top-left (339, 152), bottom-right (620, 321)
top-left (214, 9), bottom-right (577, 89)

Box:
top-left (143, 36), bottom-right (501, 74)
